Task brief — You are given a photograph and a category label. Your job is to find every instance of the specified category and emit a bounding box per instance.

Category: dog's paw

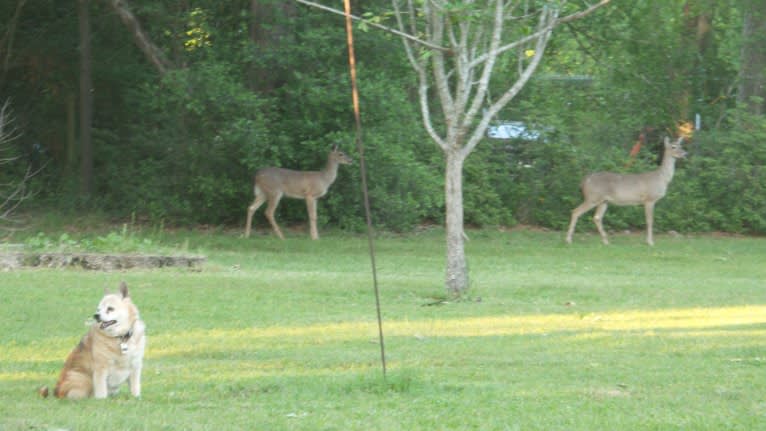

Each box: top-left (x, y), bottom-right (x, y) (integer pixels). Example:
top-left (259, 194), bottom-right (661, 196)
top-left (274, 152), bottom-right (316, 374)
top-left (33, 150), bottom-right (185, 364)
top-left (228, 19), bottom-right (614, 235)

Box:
top-left (38, 385), bottom-right (50, 398)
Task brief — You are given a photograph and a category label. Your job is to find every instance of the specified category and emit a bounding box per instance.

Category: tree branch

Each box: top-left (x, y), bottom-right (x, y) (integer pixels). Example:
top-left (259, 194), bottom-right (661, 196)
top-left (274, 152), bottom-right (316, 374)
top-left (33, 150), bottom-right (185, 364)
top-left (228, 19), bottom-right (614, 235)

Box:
top-left (294, 0), bottom-right (449, 52)
top-left (468, 0), bottom-right (611, 69)
top-left (464, 6), bottom-right (557, 157)
top-left (392, 0), bottom-right (424, 74)
top-left (462, 0), bottom-right (505, 132)
top-left (394, 0), bottom-right (446, 149)
top-left (104, 0), bottom-right (173, 75)
top-left (0, 100), bottom-right (41, 230)
top-left (557, 0), bottom-right (612, 25)
top-left (430, 2), bottom-right (456, 132)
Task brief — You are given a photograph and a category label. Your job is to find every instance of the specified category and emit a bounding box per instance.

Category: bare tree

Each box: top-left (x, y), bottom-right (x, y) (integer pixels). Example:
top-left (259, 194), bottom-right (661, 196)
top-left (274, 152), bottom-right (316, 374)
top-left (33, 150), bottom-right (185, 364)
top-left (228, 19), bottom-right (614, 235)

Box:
top-left (78, 0), bottom-right (94, 197)
top-left (0, 100), bottom-right (36, 230)
top-left (390, 0), bottom-right (610, 296)
top-left (295, 0), bottom-right (610, 296)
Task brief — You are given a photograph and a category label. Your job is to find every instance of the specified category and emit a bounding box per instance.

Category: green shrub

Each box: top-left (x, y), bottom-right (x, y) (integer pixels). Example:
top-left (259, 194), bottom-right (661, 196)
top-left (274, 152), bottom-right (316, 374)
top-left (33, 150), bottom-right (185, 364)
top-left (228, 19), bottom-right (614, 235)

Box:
top-left (95, 62), bottom-right (273, 224)
top-left (663, 108), bottom-right (766, 233)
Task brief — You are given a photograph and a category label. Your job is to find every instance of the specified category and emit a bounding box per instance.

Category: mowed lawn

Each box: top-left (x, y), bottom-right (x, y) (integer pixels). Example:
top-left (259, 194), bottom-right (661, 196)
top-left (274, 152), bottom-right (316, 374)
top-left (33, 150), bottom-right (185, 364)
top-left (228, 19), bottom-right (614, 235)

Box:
top-left (1, 227), bottom-right (765, 430)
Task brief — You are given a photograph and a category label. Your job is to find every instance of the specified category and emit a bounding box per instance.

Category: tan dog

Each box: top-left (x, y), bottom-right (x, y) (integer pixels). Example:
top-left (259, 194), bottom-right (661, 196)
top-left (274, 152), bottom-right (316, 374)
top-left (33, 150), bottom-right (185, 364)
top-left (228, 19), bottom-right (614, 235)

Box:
top-left (42, 282), bottom-right (146, 399)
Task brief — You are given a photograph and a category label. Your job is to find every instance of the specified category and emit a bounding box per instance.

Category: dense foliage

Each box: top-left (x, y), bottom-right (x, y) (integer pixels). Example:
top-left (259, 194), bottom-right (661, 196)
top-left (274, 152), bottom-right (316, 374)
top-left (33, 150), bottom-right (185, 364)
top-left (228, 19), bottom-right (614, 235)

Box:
top-left (1, 0), bottom-right (764, 234)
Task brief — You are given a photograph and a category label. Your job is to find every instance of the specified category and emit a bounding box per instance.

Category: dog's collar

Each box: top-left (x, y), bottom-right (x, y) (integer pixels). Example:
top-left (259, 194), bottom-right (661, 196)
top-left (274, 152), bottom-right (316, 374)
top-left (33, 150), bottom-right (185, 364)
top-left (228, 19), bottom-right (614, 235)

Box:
top-left (118, 326), bottom-right (134, 354)
top-left (120, 329), bottom-right (133, 343)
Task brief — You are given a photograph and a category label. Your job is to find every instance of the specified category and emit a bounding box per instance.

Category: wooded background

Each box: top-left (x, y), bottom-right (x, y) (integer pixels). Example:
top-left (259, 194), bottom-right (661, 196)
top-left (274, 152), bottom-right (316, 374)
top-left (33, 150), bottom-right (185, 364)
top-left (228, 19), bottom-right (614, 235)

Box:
top-left (1, 0), bottom-right (765, 234)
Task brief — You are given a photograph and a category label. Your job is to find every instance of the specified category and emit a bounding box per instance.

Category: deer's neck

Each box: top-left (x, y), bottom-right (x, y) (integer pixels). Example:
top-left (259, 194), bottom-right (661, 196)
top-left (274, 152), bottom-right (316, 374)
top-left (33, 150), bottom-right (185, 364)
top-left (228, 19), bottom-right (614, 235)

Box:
top-left (321, 159), bottom-right (340, 184)
top-left (657, 150), bottom-right (677, 183)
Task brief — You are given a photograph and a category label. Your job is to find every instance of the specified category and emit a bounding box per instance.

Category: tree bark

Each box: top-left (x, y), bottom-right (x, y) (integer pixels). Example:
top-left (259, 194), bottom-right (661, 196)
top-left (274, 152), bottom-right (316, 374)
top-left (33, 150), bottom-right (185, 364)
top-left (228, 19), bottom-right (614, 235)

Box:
top-left (738, 0), bottom-right (766, 115)
top-left (444, 149), bottom-right (468, 296)
top-left (78, 0), bottom-right (93, 197)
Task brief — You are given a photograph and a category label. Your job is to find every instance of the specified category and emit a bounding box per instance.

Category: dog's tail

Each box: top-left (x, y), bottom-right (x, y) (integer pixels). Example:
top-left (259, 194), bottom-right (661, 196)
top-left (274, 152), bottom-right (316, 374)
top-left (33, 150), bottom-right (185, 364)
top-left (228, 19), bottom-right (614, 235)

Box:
top-left (38, 385), bottom-right (50, 398)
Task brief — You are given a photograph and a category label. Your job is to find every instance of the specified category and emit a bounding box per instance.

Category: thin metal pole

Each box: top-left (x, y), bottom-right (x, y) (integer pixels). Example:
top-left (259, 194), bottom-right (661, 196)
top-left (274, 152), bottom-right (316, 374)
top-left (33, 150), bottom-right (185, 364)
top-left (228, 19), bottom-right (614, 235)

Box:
top-left (343, 0), bottom-right (386, 378)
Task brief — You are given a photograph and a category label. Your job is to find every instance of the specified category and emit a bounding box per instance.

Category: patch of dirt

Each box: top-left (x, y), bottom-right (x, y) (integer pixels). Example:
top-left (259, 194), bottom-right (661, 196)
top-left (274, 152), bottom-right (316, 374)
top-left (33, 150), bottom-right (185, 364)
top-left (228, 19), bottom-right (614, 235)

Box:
top-left (590, 386), bottom-right (631, 399)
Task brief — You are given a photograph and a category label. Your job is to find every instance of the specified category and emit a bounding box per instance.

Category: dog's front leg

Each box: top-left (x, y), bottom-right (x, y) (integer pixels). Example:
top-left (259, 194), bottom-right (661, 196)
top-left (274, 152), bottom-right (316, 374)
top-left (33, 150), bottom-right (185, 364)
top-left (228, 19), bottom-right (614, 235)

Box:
top-left (129, 368), bottom-right (142, 397)
top-left (92, 369), bottom-right (109, 399)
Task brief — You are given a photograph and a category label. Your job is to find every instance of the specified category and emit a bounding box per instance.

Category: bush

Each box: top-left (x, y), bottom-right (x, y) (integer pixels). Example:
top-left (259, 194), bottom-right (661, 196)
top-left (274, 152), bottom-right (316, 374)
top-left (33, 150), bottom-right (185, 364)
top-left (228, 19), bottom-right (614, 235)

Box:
top-left (95, 62), bottom-right (274, 224)
top-left (662, 107), bottom-right (766, 233)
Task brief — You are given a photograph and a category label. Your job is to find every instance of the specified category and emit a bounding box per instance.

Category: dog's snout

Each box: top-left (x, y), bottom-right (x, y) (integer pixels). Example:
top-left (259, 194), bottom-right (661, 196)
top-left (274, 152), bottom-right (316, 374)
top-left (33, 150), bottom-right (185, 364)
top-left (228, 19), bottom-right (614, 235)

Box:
top-left (93, 313), bottom-right (100, 322)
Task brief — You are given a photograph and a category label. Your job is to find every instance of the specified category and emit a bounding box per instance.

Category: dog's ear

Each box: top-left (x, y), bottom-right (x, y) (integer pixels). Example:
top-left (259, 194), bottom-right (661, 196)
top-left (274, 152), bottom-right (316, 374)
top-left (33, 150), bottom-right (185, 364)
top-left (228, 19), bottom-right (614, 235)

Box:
top-left (119, 281), bottom-right (129, 298)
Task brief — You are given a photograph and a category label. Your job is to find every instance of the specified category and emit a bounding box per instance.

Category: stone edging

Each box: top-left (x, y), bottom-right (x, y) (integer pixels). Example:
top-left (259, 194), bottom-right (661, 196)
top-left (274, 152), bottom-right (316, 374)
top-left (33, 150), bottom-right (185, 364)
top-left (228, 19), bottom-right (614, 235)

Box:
top-left (0, 252), bottom-right (206, 271)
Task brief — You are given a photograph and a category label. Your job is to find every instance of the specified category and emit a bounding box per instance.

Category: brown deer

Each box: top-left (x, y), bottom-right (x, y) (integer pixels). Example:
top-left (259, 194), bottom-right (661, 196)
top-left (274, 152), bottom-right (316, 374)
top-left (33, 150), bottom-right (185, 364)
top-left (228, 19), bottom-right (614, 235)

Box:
top-left (565, 137), bottom-right (686, 245)
top-left (245, 145), bottom-right (353, 240)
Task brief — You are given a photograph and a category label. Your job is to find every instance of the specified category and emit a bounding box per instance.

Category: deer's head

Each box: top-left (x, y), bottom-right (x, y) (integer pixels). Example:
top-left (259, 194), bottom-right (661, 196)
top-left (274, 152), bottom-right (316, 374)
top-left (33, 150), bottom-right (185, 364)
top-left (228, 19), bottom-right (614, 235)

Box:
top-left (330, 145), bottom-right (354, 165)
top-left (664, 137), bottom-right (687, 159)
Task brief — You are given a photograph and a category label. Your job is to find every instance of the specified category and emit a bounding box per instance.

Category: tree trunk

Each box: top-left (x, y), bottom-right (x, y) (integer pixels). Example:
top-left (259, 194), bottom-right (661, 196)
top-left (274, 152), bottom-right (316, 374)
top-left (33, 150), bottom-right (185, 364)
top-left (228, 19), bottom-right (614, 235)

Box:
top-left (247, 0), bottom-right (258, 90)
top-left (78, 0), bottom-right (93, 197)
top-left (738, 0), bottom-right (766, 115)
top-left (65, 91), bottom-right (76, 175)
top-left (680, 0), bottom-right (714, 120)
top-left (444, 148), bottom-right (468, 296)
top-left (247, 0), bottom-right (296, 93)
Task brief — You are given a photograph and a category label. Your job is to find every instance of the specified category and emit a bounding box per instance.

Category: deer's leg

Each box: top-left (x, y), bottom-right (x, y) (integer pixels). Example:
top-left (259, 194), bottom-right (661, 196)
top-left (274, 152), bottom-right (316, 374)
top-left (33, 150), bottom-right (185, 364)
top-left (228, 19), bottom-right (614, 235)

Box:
top-left (644, 201), bottom-right (655, 246)
top-left (566, 202), bottom-right (596, 243)
top-left (593, 202), bottom-right (609, 245)
top-left (264, 193), bottom-right (285, 240)
top-left (245, 193), bottom-right (266, 238)
top-left (306, 196), bottom-right (319, 240)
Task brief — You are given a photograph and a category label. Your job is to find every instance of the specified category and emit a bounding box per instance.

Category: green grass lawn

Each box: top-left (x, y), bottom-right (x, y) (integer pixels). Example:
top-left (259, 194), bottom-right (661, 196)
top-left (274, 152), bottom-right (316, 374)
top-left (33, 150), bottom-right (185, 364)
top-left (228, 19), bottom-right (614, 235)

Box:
top-left (1, 226), bottom-right (765, 430)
